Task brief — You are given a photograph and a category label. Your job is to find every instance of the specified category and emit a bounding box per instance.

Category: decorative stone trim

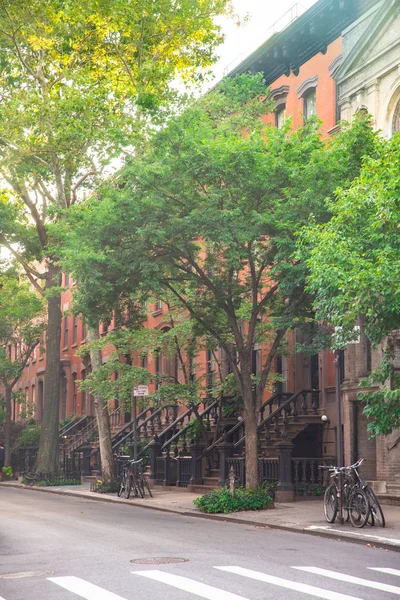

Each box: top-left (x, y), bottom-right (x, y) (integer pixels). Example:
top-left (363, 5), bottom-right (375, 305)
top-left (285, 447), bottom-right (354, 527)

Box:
top-left (329, 54), bottom-right (343, 77)
top-left (270, 85), bottom-right (290, 107)
top-left (296, 75), bottom-right (318, 98)
top-left (327, 125), bottom-right (341, 136)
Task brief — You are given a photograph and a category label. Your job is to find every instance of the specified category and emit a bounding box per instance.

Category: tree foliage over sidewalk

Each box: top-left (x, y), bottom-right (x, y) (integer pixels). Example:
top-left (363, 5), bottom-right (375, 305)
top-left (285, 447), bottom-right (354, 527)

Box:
top-left (0, 269), bottom-right (44, 465)
top-left (302, 132), bottom-right (400, 436)
top-left (0, 0), bottom-right (231, 476)
top-left (58, 75), bottom-right (376, 486)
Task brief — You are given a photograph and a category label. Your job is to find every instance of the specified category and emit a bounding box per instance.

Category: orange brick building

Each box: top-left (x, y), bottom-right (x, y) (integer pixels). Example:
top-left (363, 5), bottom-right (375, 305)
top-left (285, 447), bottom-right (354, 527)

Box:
top-left (7, 0), bottom-right (386, 492)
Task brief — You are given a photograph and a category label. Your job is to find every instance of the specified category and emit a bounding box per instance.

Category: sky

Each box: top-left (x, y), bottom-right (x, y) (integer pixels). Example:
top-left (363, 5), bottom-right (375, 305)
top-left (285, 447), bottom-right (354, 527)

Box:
top-left (211, 0), bottom-right (319, 82)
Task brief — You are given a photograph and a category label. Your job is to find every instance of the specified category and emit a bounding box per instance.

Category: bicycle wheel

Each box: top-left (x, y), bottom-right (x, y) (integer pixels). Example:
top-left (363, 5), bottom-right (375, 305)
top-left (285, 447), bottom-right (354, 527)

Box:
top-left (142, 474), bottom-right (153, 498)
top-left (323, 484), bottom-right (338, 523)
top-left (124, 474), bottom-right (131, 499)
top-left (132, 474), bottom-right (144, 498)
top-left (349, 489), bottom-right (370, 528)
top-left (366, 487), bottom-right (385, 527)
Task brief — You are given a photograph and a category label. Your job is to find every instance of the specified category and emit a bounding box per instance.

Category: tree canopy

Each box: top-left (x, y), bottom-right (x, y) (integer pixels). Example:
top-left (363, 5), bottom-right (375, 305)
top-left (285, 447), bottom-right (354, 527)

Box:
top-left (57, 75), bottom-right (377, 486)
top-left (0, 0), bottom-right (231, 476)
top-left (302, 132), bottom-right (400, 435)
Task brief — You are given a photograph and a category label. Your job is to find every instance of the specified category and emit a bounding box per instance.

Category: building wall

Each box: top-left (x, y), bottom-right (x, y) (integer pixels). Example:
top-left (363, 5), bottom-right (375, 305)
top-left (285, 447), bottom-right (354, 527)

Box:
top-left (263, 37), bottom-right (342, 136)
top-left (336, 0), bottom-right (400, 489)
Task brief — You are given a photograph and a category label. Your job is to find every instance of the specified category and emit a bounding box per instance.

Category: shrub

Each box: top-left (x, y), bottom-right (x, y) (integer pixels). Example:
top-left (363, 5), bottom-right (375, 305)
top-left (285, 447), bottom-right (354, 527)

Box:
top-left (15, 424), bottom-right (41, 448)
top-left (21, 475), bottom-right (80, 486)
top-left (0, 466), bottom-right (13, 480)
top-left (91, 480), bottom-right (120, 493)
top-left (194, 486), bottom-right (274, 514)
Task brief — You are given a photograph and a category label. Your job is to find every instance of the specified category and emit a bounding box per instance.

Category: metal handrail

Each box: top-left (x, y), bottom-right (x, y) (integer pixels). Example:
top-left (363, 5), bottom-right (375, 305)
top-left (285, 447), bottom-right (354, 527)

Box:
top-left (233, 389), bottom-right (318, 449)
top-left (200, 391), bottom-right (289, 458)
top-left (161, 399), bottom-right (219, 451)
top-left (111, 404), bottom-right (178, 452)
top-left (59, 415), bottom-right (84, 437)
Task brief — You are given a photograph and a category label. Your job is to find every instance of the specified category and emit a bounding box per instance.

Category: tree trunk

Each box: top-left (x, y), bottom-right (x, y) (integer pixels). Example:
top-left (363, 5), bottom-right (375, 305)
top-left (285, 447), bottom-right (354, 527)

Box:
top-left (88, 325), bottom-right (116, 484)
top-left (4, 386), bottom-right (12, 467)
top-left (34, 262), bottom-right (62, 477)
top-left (242, 369), bottom-right (259, 489)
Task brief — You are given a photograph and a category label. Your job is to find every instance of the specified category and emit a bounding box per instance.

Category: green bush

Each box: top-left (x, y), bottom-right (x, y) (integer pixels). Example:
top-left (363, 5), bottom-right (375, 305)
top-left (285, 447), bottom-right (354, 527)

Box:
top-left (91, 480), bottom-right (120, 493)
top-left (0, 466), bottom-right (13, 479)
top-left (21, 475), bottom-right (80, 486)
top-left (194, 486), bottom-right (274, 514)
top-left (15, 424), bottom-right (41, 448)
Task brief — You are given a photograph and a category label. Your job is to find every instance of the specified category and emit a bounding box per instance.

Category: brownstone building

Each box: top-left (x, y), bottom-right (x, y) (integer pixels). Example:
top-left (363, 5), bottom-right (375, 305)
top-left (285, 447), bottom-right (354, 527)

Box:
top-left (5, 0), bottom-right (399, 498)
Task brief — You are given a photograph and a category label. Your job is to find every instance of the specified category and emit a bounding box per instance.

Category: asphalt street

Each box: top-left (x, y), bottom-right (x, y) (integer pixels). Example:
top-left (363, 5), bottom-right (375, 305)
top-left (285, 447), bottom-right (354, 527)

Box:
top-left (1, 487), bottom-right (399, 600)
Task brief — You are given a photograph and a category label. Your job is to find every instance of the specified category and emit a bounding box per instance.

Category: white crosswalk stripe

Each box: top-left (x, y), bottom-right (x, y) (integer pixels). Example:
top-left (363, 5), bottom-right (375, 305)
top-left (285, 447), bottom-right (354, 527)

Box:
top-left (293, 566), bottom-right (400, 595)
top-left (48, 576), bottom-right (128, 600)
top-left (215, 566), bottom-right (363, 600)
top-left (133, 570), bottom-right (249, 600)
top-left (369, 567), bottom-right (400, 578)
top-left (37, 565), bottom-right (400, 600)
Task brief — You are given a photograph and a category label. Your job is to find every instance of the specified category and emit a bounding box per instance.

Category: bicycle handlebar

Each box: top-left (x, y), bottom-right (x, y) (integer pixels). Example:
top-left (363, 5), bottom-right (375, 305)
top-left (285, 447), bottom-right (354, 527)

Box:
top-left (318, 458), bottom-right (365, 472)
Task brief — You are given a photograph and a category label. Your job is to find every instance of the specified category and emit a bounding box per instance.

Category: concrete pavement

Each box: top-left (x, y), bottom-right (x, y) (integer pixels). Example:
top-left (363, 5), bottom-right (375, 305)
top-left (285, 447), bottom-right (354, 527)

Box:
top-left (1, 486), bottom-right (400, 600)
top-left (1, 479), bottom-right (400, 551)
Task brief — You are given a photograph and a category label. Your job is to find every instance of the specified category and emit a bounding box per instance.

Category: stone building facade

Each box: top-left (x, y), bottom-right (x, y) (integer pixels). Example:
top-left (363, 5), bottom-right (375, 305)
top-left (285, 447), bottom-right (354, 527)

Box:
top-left (334, 0), bottom-right (400, 496)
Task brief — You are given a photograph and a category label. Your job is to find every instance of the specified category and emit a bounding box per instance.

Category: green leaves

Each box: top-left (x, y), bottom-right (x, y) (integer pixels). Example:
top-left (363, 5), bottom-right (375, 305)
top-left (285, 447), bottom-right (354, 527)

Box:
top-left (303, 129), bottom-right (400, 346)
top-left (0, 269), bottom-right (44, 387)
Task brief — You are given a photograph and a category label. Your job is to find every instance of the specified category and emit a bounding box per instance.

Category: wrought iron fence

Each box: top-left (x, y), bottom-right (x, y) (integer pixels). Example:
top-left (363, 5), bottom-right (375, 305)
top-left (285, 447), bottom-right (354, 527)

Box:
top-left (176, 456), bottom-right (192, 487)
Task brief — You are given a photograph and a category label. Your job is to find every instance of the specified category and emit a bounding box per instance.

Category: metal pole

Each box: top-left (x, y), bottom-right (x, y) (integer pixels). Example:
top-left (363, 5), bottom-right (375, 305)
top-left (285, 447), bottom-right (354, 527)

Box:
top-left (334, 349), bottom-right (344, 525)
top-left (133, 392), bottom-right (138, 462)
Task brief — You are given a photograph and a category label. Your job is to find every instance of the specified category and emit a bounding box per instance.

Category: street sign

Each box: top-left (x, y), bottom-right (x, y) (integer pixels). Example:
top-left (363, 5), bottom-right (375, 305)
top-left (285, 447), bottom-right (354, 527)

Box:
top-left (134, 385), bottom-right (149, 396)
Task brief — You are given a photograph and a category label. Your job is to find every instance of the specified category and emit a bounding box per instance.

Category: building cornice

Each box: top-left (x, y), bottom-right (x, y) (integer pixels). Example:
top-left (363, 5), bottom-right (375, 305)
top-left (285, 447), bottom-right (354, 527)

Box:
top-left (227, 0), bottom-right (373, 86)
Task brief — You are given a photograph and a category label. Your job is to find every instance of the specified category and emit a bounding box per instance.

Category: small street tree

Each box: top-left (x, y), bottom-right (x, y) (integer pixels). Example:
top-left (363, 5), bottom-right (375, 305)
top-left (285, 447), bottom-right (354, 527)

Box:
top-left (60, 76), bottom-right (377, 488)
top-left (302, 132), bottom-right (400, 436)
top-left (0, 0), bottom-right (230, 476)
top-left (0, 270), bottom-right (44, 466)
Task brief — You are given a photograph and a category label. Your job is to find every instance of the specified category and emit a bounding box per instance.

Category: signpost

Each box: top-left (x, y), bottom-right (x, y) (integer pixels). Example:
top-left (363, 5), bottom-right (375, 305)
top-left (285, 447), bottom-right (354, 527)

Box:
top-left (334, 350), bottom-right (344, 524)
top-left (132, 385), bottom-right (149, 461)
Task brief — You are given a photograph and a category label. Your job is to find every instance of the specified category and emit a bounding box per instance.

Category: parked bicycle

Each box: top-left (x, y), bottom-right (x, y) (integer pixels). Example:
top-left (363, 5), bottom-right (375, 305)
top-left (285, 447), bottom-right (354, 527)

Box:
top-left (116, 455), bottom-right (152, 500)
top-left (320, 458), bottom-right (385, 528)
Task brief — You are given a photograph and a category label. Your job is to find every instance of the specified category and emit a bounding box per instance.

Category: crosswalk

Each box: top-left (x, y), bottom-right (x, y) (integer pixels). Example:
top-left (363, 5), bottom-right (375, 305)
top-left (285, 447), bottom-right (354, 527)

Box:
top-left (3, 565), bottom-right (400, 599)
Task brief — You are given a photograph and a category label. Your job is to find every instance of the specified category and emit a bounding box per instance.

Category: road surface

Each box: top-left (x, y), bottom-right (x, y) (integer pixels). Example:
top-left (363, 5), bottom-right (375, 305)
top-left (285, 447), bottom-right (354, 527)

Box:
top-left (1, 487), bottom-right (399, 600)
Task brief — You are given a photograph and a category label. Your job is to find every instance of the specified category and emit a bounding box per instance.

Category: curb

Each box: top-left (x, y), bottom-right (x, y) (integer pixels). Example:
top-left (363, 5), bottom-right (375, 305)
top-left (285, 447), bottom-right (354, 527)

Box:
top-left (2, 483), bottom-right (399, 553)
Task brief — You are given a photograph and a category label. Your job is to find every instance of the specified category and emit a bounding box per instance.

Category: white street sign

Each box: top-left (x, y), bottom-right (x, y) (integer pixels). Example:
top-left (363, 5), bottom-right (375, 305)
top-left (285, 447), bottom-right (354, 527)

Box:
top-left (134, 385), bottom-right (149, 397)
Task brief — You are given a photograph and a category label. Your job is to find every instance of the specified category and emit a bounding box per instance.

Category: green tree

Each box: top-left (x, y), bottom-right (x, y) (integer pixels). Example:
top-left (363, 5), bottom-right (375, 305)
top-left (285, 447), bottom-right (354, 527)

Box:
top-left (302, 132), bottom-right (400, 436)
top-left (0, 270), bottom-right (44, 466)
top-left (0, 0), bottom-right (230, 477)
top-left (60, 76), bottom-right (376, 487)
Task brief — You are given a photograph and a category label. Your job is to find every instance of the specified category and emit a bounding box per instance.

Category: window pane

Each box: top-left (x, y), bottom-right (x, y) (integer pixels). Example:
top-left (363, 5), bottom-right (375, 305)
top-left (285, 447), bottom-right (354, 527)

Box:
top-left (276, 106), bottom-right (286, 129)
top-left (393, 99), bottom-right (400, 133)
top-left (304, 90), bottom-right (316, 119)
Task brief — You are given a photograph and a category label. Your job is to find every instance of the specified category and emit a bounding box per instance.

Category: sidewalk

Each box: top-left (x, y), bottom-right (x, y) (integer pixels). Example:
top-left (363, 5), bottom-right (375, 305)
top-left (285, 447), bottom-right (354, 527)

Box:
top-left (2, 480), bottom-right (400, 551)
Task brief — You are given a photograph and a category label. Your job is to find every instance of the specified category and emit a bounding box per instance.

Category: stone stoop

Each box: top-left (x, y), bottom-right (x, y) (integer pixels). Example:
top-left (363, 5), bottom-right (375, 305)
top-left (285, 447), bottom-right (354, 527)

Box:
top-left (366, 479), bottom-right (387, 494)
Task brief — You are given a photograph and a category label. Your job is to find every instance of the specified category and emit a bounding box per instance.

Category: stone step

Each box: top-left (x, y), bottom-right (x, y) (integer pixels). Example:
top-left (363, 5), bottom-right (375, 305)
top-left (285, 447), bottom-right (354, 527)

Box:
top-left (203, 476), bottom-right (219, 485)
top-left (187, 484), bottom-right (216, 494)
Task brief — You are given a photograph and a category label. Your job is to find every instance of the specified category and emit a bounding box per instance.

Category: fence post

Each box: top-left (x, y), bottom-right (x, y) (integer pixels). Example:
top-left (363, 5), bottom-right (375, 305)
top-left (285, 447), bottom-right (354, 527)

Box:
top-left (149, 436), bottom-right (162, 482)
top-left (162, 450), bottom-right (171, 486)
top-left (81, 447), bottom-right (92, 476)
top-left (218, 441), bottom-right (233, 487)
top-left (276, 441), bottom-right (295, 502)
top-left (189, 442), bottom-right (204, 486)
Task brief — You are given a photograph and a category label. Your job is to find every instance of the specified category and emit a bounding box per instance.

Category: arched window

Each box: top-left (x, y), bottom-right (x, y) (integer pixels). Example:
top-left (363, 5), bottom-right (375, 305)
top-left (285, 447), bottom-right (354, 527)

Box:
top-left (392, 98), bottom-right (400, 133)
top-left (270, 85), bottom-right (289, 130)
